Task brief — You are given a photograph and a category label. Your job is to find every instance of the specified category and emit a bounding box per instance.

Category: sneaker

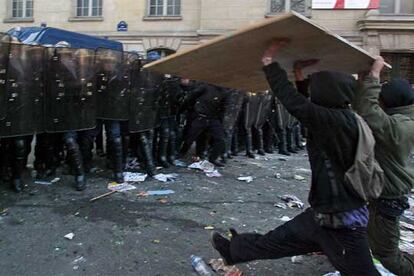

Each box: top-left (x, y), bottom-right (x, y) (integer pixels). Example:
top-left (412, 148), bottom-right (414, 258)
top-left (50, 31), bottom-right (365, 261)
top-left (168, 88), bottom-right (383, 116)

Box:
top-left (211, 232), bottom-right (235, 266)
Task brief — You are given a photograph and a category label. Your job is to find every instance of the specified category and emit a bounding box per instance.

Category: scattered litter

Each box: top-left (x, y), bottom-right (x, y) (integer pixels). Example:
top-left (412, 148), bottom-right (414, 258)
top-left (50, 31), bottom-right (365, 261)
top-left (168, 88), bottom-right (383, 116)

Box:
top-left (274, 203), bottom-right (287, 209)
top-left (191, 255), bottom-right (214, 276)
top-left (206, 170), bottom-right (222, 178)
top-left (152, 239), bottom-right (160, 244)
top-left (125, 158), bottom-right (140, 170)
top-left (280, 194), bottom-right (304, 209)
top-left (107, 182), bottom-right (137, 192)
top-left (400, 221), bottom-right (414, 231)
top-left (123, 172), bottom-right (147, 182)
top-left (173, 160), bottom-right (187, 167)
top-left (34, 177), bottom-right (60, 185)
top-left (153, 173), bottom-right (179, 182)
top-left (279, 216), bottom-right (291, 222)
top-left (90, 190), bottom-right (117, 202)
top-left (296, 168), bottom-right (311, 173)
top-left (157, 198), bottom-right (168, 204)
top-left (404, 210), bottom-right (414, 221)
top-left (72, 256), bottom-right (86, 265)
top-left (204, 225), bottom-right (215, 230)
top-left (189, 160), bottom-right (215, 173)
top-left (294, 175), bottom-right (306, 181)
top-left (275, 173), bottom-right (281, 179)
top-left (64, 233), bottom-right (75, 240)
top-left (156, 166), bottom-right (163, 170)
top-left (323, 272), bottom-right (340, 276)
top-left (139, 190), bottom-right (175, 196)
top-left (209, 258), bottom-right (243, 276)
top-left (291, 255), bottom-right (304, 264)
top-left (237, 176), bottom-right (253, 183)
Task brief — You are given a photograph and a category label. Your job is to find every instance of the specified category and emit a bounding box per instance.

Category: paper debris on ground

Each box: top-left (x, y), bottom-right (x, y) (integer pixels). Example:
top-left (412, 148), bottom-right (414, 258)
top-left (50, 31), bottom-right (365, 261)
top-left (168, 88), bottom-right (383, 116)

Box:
top-left (153, 173), bottom-right (179, 182)
top-left (294, 175), bottom-right (306, 181)
top-left (145, 190), bottom-right (175, 196)
top-left (279, 216), bottom-right (291, 222)
top-left (204, 225), bottom-right (215, 230)
top-left (280, 194), bottom-right (304, 209)
top-left (173, 160), bottom-right (187, 167)
top-left (296, 168), bottom-right (311, 173)
top-left (274, 203), bottom-right (287, 209)
top-left (209, 258), bottom-right (243, 276)
top-left (291, 255), bottom-right (304, 264)
top-left (123, 172), bottom-right (147, 182)
top-left (275, 173), bottom-right (281, 179)
top-left (206, 170), bottom-right (222, 178)
top-left (237, 176), bottom-right (253, 183)
top-left (34, 178), bottom-right (60, 185)
top-left (400, 221), bottom-right (414, 231)
top-left (107, 182), bottom-right (137, 192)
top-left (125, 158), bottom-right (140, 170)
top-left (189, 160), bottom-right (215, 173)
top-left (64, 233), bottom-right (75, 240)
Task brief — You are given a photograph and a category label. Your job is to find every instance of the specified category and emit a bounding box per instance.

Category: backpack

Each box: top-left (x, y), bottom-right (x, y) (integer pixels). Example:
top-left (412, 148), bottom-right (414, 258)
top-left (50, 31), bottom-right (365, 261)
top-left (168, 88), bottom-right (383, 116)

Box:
top-left (344, 113), bottom-right (385, 201)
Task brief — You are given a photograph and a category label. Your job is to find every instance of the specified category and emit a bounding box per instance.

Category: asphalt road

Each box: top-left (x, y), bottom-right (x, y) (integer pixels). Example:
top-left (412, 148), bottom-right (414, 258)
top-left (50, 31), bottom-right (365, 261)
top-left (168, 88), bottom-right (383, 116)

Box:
top-left (0, 150), bottom-right (360, 276)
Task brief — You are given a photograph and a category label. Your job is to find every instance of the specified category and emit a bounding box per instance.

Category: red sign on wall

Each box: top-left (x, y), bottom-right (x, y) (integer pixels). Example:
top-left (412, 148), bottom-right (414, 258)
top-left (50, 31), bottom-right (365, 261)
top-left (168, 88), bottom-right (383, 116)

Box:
top-left (312, 0), bottom-right (380, 9)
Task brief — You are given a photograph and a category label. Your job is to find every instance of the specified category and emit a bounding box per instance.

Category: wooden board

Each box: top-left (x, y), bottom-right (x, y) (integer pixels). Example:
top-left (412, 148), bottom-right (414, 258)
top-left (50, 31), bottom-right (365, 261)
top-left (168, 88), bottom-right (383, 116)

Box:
top-left (145, 12), bottom-right (388, 92)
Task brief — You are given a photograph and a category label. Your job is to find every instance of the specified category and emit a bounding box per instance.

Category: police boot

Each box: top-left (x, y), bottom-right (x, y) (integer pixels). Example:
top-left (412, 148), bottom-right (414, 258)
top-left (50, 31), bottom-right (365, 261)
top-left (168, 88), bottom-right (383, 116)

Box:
top-left (277, 132), bottom-right (290, 156)
top-left (245, 131), bottom-right (255, 159)
top-left (168, 129), bottom-right (177, 165)
top-left (209, 140), bottom-right (226, 167)
top-left (79, 135), bottom-right (94, 173)
top-left (65, 138), bottom-right (87, 191)
top-left (12, 138), bottom-right (26, 193)
top-left (158, 126), bottom-right (170, 168)
top-left (256, 129), bottom-right (266, 156)
top-left (286, 128), bottom-right (298, 154)
top-left (139, 133), bottom-right (156, 177)
top-left (231, 131), bottom-right (239, 156)
top-left (110, 138), bottom-right (124, 183)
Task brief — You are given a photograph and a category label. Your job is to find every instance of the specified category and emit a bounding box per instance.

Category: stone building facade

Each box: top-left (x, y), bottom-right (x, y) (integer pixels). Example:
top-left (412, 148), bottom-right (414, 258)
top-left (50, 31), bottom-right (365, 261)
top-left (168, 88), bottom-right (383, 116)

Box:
top-left (0, 0), bottom-right (413, 82)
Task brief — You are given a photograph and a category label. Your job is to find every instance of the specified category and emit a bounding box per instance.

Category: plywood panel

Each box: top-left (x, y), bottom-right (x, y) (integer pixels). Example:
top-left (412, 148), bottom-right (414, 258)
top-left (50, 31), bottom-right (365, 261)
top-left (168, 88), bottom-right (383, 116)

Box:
top-left (145, 12), bottom-right (386, 92)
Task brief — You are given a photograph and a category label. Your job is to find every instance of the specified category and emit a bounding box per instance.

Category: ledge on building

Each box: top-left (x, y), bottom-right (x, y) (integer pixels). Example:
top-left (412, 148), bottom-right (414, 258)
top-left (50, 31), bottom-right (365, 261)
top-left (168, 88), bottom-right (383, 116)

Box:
top-left (143, 16), bottom-right (182, 21)
top-left (68, 16), bottom-right (104, 22)
top-left (3, 17), bottom-right (34, 23)
top-left (358, 11), bottom-right (414, 31)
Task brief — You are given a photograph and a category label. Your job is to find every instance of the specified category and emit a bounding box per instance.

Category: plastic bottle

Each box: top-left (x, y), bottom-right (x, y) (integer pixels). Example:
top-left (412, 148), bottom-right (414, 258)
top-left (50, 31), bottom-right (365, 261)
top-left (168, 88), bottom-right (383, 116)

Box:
top-left (190, 255), bottom-right (213, 276)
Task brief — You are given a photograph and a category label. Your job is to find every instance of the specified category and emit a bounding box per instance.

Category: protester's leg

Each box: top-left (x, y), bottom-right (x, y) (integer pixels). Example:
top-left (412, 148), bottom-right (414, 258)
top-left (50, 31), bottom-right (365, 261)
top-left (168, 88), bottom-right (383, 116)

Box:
top-left (179, 117), bottom-right (207, 157)
top-left (318, 227), bottom-right (379, 276)
top-left (208, 119), bottom-right (226, 165)
top-left (368, 203), bottom-right (414, 276)
top-left (228, 209), bottom-right (320, 264)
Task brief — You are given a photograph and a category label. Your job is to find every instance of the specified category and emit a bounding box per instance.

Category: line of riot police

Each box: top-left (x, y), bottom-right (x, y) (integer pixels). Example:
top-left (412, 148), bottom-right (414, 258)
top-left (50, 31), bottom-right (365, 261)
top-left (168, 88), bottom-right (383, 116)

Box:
top-left (0, 33), bottom-right (303, 193)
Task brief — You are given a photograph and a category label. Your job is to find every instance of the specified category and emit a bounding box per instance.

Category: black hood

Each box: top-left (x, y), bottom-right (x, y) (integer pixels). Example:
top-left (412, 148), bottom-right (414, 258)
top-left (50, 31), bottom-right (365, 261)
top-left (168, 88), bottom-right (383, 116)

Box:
top-left (310, 71), bottom-right (357, 108)
top-left (380, 78), bottom-right (414, 109)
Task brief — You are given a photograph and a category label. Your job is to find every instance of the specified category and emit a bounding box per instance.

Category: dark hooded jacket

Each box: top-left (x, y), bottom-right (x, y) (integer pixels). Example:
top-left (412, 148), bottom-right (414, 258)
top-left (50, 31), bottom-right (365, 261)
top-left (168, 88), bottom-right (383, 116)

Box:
top-left (354, 77), bottom-right (414, 198)
top-left (263, 62), bottom-right (365, 214)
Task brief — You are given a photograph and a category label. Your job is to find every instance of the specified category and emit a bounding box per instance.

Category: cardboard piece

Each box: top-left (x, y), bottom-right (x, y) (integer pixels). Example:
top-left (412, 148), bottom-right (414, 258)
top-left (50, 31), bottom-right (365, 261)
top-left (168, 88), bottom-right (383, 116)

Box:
top-left (145, 12), bottom-right (386, 92)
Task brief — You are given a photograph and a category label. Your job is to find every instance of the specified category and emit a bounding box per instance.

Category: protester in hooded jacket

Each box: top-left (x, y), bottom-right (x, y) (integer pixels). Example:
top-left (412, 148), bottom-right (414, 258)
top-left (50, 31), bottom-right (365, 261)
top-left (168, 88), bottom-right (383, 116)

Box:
top-left (210, 41), bottom-right (380, 276)
top-left (354, 57), bottom-right (414, 276)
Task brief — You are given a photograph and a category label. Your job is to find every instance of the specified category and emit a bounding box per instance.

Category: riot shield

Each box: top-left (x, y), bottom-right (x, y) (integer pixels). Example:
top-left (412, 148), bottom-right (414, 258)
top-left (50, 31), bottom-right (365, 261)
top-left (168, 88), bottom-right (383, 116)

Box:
top-left (96, 48), bottom-right (131, 121)
top-left (0, 34), bottom-right (11, 121)
top-left (0, 43), bottom-right (45, 138)
top-left (223, 89), bottom-right (244, 131)
top-left (242, 92), bottom-right (260, 131)
top-left (129, 68), bottom-right (163, 133)
top-left (45, 47), bottom-right (97, 133)
top-left (255, 92), bottom-right (273, 129)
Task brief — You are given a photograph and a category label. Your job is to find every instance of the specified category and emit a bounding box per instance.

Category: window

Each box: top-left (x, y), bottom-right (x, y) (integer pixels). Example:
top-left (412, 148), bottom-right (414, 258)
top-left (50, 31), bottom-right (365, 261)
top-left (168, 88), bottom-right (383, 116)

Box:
top-left (77, 0), bottom-right (102, 17)
top-left (269, 0), bottom-right (308, 14)
top-left (381, 53), bottom-right (414, 85)
top-left (148, 0), bottom-right (181, 17)
top-left (380, 0), bottom-right (414, 14)
top-left (11, 0), bottom-right (33, 18)
top-left (147, 48), bottom-right (176, 59)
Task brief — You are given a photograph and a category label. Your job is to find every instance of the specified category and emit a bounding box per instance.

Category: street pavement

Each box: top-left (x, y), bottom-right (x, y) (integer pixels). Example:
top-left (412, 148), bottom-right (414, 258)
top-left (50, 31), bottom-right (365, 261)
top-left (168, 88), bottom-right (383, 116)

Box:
top-left (0, 150), bottom-right (363, 276)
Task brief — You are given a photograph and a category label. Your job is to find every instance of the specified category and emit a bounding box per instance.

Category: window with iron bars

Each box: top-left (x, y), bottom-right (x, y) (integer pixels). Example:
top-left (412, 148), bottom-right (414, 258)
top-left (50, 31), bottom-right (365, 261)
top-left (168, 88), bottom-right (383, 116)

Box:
top-left (77, 0), bottom-right (102, 17)
top-left (148, 0), bottom-right (181, 17)
top-left (269, 0), bottom-right (308, 14)
top-left (12, 0), bottom-right (33, 18)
